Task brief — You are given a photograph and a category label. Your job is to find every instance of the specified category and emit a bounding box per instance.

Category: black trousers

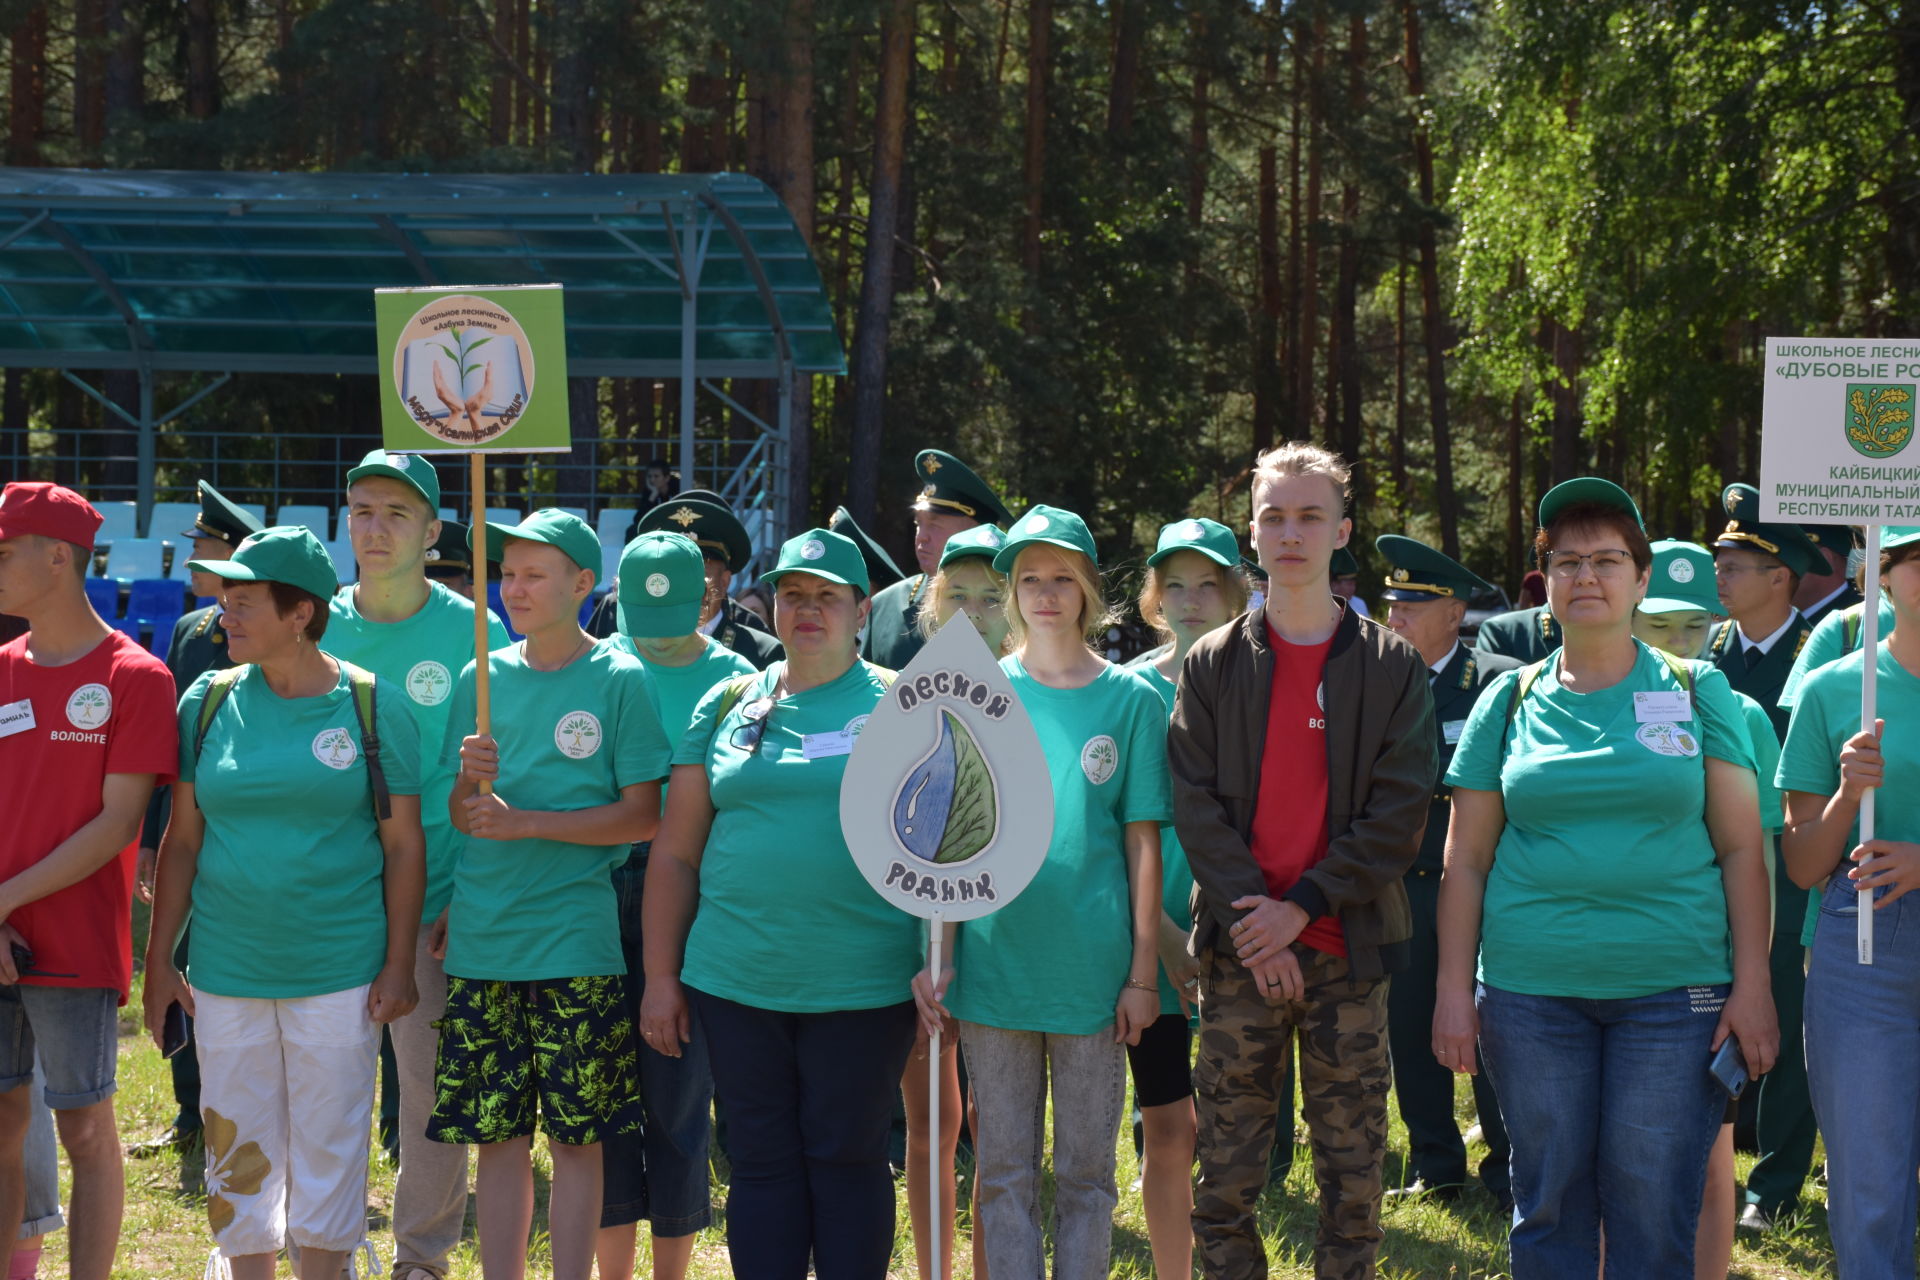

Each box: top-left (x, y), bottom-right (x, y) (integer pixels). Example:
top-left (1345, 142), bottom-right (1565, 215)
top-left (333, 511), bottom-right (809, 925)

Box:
top-left (690, 988), bottom-right (916, 1279)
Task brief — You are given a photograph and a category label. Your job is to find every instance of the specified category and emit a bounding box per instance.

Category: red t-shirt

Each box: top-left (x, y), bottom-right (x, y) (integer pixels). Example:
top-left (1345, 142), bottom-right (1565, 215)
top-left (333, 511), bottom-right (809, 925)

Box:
top-left (0, 630), bottom-right (177, 1001)
top-left (1247, 622), bottom-right (1346, 957)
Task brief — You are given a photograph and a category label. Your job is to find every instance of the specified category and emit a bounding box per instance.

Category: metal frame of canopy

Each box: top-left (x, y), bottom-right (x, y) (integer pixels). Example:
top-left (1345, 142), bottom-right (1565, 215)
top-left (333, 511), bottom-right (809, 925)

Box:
top-left (0, 168), bottom-right (844, 549)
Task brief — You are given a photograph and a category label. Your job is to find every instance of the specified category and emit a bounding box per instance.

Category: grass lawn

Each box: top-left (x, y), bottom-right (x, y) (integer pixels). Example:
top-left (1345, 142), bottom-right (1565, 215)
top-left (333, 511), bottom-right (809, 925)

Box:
top-left (48, 904), bottom-right (1843, 1277)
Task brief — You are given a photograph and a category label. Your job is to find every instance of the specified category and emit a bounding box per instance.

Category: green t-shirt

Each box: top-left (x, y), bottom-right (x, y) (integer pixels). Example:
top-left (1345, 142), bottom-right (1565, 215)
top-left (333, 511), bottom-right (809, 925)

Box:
top-left (327, 583), bottom-right (511, 923)
top-left (676, 660), bottom-right (922, 1014)
top-left (179, 662), bottom-right (422, 999)
top-left (1779, 639), bottom-right (1920, 872)
top-left (1136, 661), bottom-right (1195, 1016)
top-left (1447, 642), bottom-right (1755, 999)
top-left (1735, 690), bottom-right (1784, 835)
top-left (1781, 597), bottom-right (1894, 711)
top-left (612, 636), bottom-right (757, 750)
top-left (949, 659), bottom-right (1174, 1035)
top-left (439, 641), bottom-right (671, 981)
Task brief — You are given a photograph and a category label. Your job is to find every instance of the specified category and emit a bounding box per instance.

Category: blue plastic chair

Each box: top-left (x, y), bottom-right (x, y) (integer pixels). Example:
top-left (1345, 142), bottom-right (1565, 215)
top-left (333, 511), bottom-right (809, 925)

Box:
top-left (84, 577), bottom-right (120, 621)
top-left (127, 580), bottom-right (187, 658)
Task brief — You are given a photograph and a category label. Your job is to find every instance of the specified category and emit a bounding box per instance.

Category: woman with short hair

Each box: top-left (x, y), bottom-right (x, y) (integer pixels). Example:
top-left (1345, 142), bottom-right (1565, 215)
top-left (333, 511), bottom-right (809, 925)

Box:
top-left (144, 526), bottom-right (425, 1280)
top-left (641, 529), bottom-right (921, 1279)
top-left (1434, 479), bottom-right (1777, 1276)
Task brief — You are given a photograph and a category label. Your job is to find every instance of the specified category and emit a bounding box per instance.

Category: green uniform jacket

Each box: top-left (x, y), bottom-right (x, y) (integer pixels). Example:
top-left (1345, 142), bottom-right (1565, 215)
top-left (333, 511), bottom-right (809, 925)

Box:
top-left (1802, 583), bottom-right (1864, 631)
top-left (1708, 613), bottom-right (1814, 743)
top-left (586, 592), bottom-right (783, 671)
top-left (1417, 645), bottom-right (1521, 872)
top-left (862, 573), bottom-right (929, 670)
top-left (1473, 605), bottom-right (1561, 665)
top-left (141, 604), bottom-right (236, 847)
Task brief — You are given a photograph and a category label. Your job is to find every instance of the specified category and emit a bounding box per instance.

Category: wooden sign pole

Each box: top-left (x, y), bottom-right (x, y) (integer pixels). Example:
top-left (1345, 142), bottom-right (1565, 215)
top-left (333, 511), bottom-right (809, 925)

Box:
top-left (471, 451), bottom-right (493, 796)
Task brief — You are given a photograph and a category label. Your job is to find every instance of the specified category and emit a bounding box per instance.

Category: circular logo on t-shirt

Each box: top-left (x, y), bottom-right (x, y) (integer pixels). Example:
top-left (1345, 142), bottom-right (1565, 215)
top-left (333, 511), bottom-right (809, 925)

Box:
top-left (846, 713), bottom-right (871, 739)
top-left (1669, 558), bottom-right (1696, 584)
top-left (65, 683), bottom-right (112, 730)
top-left (645, 572), bottom-right (671, 598)
top-left (1021, 514), bottom-right (1051, 536)
top-left (1081, 734), bottom-right (1119, 785)
top-left (406, 660), bottom-right (453, 706)
top-left (313, 727), bottom-right (358, 770)
top-left (1636, 722), bottom-right (1700, 758)
top-left (800, 538), bottom-right (826, 561)
top-left (555, 710), bottom-right (603, 759)
top-left (1316, 681), bottom-right (1326, 711)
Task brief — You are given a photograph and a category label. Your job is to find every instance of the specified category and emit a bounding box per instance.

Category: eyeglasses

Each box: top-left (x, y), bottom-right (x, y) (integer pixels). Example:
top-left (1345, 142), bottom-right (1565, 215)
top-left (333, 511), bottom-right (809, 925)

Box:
top-left (728, 696), bottom-right (777, 756)
top-left (1545, 550), bottom-right (1635, 580)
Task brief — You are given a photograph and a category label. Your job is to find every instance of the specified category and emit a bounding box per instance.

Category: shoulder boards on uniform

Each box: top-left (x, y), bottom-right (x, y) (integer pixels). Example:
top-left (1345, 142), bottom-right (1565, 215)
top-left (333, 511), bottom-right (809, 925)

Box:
top-left (1792, 628), bottom-right (1811, 659)
top-left (1539, 610), bottom-right (1554, 641)
top-left (1709, 625), bottom-right (1732, 658)
top-left (193, 611), bottom-right (216, 638)
top-left (1459, 653), bottom-right (1476, 690)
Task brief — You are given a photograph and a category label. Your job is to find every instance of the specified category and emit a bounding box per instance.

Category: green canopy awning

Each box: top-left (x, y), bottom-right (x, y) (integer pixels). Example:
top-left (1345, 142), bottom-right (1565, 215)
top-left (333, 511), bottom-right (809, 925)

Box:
top-left (0, 168), bottom-right (843, 379)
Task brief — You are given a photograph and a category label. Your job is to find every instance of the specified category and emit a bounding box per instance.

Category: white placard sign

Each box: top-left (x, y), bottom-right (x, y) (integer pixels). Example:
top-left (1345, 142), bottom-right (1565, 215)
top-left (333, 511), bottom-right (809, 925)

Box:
top-left (1761, 334), bottom-right (1900, 966)
top-left (1760, 335), bottom-right (1920, 523)
top-left (840, 615), bottom-right (1054, 921)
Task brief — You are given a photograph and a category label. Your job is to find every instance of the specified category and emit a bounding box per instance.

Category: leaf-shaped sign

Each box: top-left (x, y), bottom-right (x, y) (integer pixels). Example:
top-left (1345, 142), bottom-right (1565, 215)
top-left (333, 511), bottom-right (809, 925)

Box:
top-left (841, 614), bottom-right (1053, 921)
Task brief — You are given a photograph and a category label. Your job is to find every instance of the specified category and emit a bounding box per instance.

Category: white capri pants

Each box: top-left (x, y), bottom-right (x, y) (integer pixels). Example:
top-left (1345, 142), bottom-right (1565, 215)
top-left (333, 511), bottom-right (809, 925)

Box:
top-left (194, 984), bottom-right (380, 1256)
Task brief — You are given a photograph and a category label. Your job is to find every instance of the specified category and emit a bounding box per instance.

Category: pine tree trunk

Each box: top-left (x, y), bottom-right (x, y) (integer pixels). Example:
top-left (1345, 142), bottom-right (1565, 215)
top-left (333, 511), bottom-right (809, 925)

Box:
top-left (6, 6), bottom-right (47, 166)
top-left (185, 0), bottom-right (218, 120)
top-left (490, 0), bottom-right (513, 145)
top-left (1507, 391), bottom-right (1524, 592)
top-left (1404, 0), bottom-right (1457, 556)
top-left (1295, 4), bottom-right (1324, 435)
top-left (846, 0), bottom-right (915, 527)
top-left (1186, 7), bottom-right (1210, 242)
top-left (1252, 26), bottom-right (1280, 454)
top-left (1106, 0), bottom-right (1143, 137)
top-left (1282, 15), bottom-right (1302, 434)
top-left (1333, 11), bottom-right (1365, 495)
top-left (1392, 252), bottom-right (1407, 511)
top-left (1021, 0), bottom-right (1052, 288)
top-left (74, 0), bottom-right (107, 160)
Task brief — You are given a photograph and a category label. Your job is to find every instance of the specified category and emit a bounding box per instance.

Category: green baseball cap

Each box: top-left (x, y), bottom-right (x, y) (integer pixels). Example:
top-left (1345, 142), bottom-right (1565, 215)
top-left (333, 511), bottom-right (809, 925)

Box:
top-left (1376, 534), bottom-right (1493, 602)
top-left (1640, 540), bottom-right (1724, 616)
top-left (1538, 476), bottom-right (1643, 531)
top-left (763, 528), bottom-right (870, 594)
top-left (992, 504), bottom-right (1099, 575)
top-left (1879, 526), bottom-right (1920, 554)
top-left (1148, 518), bottom-right (1240, 569)
top-left (938, 524), bottom-right (1009, 569)
top-left (480, 509), bottom-right (602, 587)
top-left (617, 532), bottom-right (706, 638)
top-left (346, 448), bottom-right (442, 511)
top-left (187, 525), bottom-right (339, 600)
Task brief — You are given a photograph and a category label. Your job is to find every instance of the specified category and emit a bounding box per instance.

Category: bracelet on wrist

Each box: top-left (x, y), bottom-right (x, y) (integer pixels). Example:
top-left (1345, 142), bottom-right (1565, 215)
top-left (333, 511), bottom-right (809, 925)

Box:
top-left (1123, 978), bottom-right (1156, 993)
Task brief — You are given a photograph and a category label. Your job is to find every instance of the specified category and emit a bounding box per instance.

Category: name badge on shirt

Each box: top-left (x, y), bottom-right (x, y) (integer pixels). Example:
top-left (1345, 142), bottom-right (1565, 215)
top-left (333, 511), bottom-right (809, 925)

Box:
top-left (1442, 719), bottom-right (1467, 745)
top-left (0, 699), bottom-right (33, 740)
top-left (801, 729), bottom-right (857, 760)
top-left (1633, 690), bottom-right (1693, 723)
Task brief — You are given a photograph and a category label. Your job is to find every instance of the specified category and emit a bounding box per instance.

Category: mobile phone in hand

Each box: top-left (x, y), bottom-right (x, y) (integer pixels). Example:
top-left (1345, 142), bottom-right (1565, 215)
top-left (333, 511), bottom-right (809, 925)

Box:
top-left (1709, 1036), bottom-right (1749, 1100)
top-left (161, 1002), bottom-right (190, 1059)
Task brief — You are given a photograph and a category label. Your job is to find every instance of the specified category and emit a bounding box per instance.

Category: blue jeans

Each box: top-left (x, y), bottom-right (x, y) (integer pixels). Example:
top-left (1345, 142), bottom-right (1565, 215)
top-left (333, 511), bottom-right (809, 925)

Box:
top-left (601, 845), bottom-right (715, 1236)
top-left (689, 988), bottom-right (916, 1279)
top-left (1478, 982), bottom-right (1726, 1278)
top-left (1805, 872), bottom-right (1920, 1280)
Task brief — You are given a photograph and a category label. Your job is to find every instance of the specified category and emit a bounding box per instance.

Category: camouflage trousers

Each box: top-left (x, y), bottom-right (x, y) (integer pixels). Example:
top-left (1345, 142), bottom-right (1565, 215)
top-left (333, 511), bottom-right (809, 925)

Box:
top-left (1193, 946), bottom-right (1390, 1280)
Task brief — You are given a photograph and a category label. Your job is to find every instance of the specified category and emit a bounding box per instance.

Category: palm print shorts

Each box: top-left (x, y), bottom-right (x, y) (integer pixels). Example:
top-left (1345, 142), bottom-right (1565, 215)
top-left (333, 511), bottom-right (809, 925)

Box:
top-left (429, 974), bottom-right (641, 1146)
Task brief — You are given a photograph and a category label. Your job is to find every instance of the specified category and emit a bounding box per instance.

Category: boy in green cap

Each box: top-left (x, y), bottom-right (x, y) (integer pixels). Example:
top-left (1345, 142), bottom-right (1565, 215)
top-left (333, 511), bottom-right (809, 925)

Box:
top-left (324, 450), bottom-right (509, 1280)
top-left (594, 531), bottom-right (749, 1280)
top-left (432, 511), bottom-right (671, 1280)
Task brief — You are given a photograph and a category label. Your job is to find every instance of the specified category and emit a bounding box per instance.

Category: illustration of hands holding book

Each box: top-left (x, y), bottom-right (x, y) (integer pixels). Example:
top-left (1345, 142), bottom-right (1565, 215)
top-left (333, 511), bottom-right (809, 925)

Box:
top-left (402, 325), bottom-right (530, 442)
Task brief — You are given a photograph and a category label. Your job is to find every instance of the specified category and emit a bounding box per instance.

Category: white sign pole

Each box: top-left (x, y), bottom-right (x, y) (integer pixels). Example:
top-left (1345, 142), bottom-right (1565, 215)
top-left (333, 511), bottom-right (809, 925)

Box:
top-left (927, 913), bottom-right (943, 1280)
top-left (1859, 524), bottom-right (1881, 965)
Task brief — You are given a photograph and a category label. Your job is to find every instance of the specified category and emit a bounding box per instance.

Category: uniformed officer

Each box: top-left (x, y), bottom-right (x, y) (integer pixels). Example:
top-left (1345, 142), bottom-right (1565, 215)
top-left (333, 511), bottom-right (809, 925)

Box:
top-left (1472, 593), bottom-right (1561, 664)
top-left (1331, 544), bottom-right (1370, 618)
top-left (861, 450), bottom-right (1013, 669)
top-left (424, 520), bottom-right (475, 600)
top-left (1375, 534), bottom-right (1516, 1209)
top-left (1708, 483), bottom-right (1821, 741)
top-left (828, 505), bottom-right (906, 596)
top-left (1792, 523), bottom-right (1863, 628)
top-left (587, 495), bottom-right (784, 669)
top-left (129, 480), bottom-right (263, 1156)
